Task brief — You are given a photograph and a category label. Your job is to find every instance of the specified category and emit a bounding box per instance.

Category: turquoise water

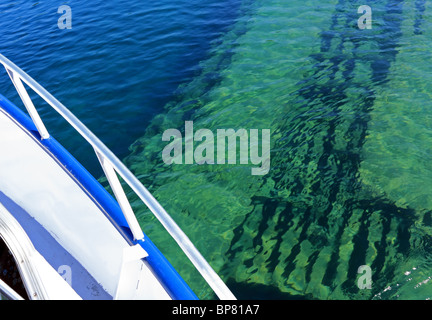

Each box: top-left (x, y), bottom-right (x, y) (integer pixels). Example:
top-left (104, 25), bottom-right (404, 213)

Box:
top-left (2, 0), bottom-right (432, 300)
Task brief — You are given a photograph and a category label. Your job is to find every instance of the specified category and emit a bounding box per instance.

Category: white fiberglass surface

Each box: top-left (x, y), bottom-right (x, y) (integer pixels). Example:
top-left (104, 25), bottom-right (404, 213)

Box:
top-left (0, 109), bottom-right (169, 299)
top-left (0, 190), bottom-right (112, 299)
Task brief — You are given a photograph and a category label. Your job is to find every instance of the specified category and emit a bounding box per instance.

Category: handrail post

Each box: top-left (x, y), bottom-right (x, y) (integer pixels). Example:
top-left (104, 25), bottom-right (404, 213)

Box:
top-left (95, 150), bottom-right (145, 242)
top-left (5, 67), bottom-right (50, 140)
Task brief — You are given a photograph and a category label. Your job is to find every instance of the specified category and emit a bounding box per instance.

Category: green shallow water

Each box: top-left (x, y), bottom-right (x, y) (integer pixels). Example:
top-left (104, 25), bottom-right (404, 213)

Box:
top-left (123, 0), bottom-right (432, 299)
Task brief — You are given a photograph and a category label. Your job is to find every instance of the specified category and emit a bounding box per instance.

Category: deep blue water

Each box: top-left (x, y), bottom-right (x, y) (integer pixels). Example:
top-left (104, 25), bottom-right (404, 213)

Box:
top-left (0, 0), bottom-right (243, 174)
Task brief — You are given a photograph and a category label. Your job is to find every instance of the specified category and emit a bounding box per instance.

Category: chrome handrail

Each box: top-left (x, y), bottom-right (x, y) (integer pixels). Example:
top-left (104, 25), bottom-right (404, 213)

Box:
top-left (0, 54), bottom-right (236, 300)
